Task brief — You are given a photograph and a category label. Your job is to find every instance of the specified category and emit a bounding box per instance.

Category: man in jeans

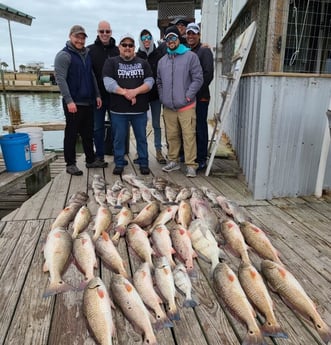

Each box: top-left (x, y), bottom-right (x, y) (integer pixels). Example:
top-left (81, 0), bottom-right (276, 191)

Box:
top-left (103, 34), bottom-right (154, 175)
top-left (88, 20), bottom-right (119, 164)
top-left (157, 26), bottom-right (203, 178)
top-left (54, 25), bottom-right (107, 175)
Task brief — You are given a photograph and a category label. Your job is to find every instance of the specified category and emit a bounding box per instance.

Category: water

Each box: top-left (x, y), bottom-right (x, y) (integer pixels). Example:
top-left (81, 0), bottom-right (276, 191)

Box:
top-left (0, 93), bottom-right (64, 150)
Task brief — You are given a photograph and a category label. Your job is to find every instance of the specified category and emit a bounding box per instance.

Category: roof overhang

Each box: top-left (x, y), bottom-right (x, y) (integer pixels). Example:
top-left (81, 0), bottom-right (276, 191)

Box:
top-left (0, 3), bottom-right (35, 25)
top-left (145, 0), bottom-right (201, 11)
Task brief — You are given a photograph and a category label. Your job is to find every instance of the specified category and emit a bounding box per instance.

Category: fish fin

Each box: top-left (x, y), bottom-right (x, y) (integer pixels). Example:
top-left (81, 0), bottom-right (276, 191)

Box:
top-left (242, 328), bottom-right (266, 345)
top-left (43, 280), bottom-right (75, 297)
top-left (183, 297), bottom-right (198, 308)
top-left (261, 321), bottom-right (288, 339)
top-left (43, 261), bottom-right (49, 273)
top-left (166, 304), bottom-right (180, 321)
top-left (153, 316), bottom-right (174, 331)
top-left (77, 278), bottom-right (91, 291)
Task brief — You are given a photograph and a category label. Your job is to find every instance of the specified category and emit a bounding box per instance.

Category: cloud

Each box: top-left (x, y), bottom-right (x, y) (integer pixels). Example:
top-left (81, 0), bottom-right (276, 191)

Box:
top-left (0, 0), bottom-right (162, 69)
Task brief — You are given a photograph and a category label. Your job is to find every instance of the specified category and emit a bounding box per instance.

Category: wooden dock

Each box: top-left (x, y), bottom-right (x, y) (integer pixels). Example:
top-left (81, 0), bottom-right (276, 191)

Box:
top-left (0, 138), bottom-right (330, 345)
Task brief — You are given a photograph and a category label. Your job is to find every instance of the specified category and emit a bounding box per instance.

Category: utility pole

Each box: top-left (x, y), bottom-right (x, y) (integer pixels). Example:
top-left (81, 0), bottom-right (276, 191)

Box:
top-left (8, 19), bottom-right (17, 79)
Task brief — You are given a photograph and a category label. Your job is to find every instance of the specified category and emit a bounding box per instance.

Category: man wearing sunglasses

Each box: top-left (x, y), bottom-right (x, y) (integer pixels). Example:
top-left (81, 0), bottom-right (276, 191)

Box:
top-left (157, 26), bottom-right (203, 178)
top-left (88, 21), bottom-right (119, 165)
top-left (136, 29), bottom-right (166, 164)
top-left (103, 34), bottom-right (154, 175)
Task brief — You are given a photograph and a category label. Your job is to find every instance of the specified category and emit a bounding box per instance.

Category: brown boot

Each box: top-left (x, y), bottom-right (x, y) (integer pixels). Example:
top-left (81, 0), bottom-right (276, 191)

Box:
top-left (156, 149), bottom-right (166, 164)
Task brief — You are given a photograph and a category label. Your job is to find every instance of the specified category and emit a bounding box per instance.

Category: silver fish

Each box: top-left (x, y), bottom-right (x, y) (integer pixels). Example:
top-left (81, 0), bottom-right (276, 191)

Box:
top-left (190, 196), bottom-right (219, 233)
top-left (106, 189), bottom-right (118, 207)
top-left (111, 179), bottom-right (125, 192)
top-left (131, 187), bottom-right (142, 203)
top-left (175, 187), bottom-right (192, 203)
top-left (165, 185), bottom-right (178, 203)
top-left (122, 173), bottom-right (147, 188)
top-left (116, 187), bottom-right (132, 207)
top-left (150, 188), bottom-right (168, 203)
top-left (152, 176), bottom-right (168, 191)
top-left (201, 186), bottom-right (219, 205)
top-left (173, 263), bottom-right (198, 308)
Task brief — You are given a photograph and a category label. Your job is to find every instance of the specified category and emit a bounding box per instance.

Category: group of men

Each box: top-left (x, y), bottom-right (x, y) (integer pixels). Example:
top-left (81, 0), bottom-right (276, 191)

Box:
top-left (54, 16), bottom-right (214, 178)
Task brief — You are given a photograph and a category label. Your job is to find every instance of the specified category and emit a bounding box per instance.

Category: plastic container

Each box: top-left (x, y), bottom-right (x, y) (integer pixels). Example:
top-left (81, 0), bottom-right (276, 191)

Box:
top-left (0, 133), bottom-right (32, 172)
top-left (16, 127), bottom-right (44, 162)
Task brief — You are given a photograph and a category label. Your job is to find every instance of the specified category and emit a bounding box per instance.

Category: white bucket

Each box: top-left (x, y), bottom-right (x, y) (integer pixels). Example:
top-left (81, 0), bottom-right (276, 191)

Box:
top-left (15, 127), bottom-right (45, 162)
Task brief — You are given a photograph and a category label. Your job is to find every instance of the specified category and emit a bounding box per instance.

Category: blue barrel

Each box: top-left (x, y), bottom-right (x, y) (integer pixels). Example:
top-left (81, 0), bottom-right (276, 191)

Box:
top-left (0, 133), bottom-right (32, 172)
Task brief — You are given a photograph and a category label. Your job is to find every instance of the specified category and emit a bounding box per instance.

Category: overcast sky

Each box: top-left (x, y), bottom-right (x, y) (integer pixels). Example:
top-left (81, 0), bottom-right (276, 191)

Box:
top-left (0, 0), bottom-right (200, 70)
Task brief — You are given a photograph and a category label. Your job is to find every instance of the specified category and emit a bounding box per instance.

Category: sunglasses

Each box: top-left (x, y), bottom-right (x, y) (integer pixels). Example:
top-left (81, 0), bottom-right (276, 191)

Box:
top-left (141, 35), bottom-right (152, 41)
top-left (165, 36), bottom-right (178, 42)
top-left (99, 30), bottom-right (111, 34)
top-left (121, 43), bottom-right (134, 48)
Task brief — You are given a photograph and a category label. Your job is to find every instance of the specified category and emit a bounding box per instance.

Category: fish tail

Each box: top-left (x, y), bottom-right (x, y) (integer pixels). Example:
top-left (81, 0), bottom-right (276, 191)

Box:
top-left (315, 320), bottom-right (331, 344)
top-left (242, 328), bottom-right (266, 345)
top-left (114, 225), bottom-right (126, 236)
top-left (261, 321), bottom-right (288, 339)
top-left (43, 280), bottom-right (75, 298)
top-left (183, 298), bottom-right (198, 308)
top-left (167, 304), bottom-right (180, 321)
top-left (153, 315), bottom-right (174, 331)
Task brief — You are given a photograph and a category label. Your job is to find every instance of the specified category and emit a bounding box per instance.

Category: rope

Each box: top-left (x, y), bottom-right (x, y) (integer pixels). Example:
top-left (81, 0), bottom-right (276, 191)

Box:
top-left (289, 0), bottom-right (311, 66)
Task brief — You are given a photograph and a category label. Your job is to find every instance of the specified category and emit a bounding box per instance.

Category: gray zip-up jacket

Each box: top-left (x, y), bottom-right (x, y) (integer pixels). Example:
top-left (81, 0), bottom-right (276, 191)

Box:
top-left (156, 47), bottom-right (203, 111)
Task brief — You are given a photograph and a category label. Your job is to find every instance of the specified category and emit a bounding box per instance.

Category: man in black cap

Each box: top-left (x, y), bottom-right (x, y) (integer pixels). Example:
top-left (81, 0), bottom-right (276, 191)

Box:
top-left (157, 25), bottom-right (203, 178)
top-left (170, 16), bottom-right (190, 44)
top-left (54, 25), bottom-right (107, 176)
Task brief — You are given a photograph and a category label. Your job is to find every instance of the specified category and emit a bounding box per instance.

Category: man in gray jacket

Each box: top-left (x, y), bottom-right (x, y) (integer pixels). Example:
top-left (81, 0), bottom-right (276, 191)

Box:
top-left (157, 25), bottom-right (203, 177)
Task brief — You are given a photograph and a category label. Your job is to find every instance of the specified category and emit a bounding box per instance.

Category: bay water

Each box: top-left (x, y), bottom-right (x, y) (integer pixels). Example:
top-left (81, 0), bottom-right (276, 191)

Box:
top-left (0, 93), bottom-right (64, 150)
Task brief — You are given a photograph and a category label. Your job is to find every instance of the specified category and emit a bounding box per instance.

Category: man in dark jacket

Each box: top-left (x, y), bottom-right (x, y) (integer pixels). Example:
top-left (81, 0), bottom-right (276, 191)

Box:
top-left (136, 29), bottom-right (166, 164)
top-left (88, 21), bottom-right (119, 164)
top-left (186, 23), bottom-right (214, 171)
top-left (54, 25), bottom-right (106, 176)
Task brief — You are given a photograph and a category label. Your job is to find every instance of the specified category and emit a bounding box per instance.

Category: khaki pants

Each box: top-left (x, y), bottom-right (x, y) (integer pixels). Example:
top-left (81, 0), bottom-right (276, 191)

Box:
top-left (163, 107), bottom-right (198, 169)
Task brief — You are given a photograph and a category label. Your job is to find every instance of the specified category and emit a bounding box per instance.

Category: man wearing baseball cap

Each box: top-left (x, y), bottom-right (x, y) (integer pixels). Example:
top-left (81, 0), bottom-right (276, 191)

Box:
top-left (157, 25), bottom-right (203, 178)
top-left (103, 33), bottom-right (154, 175)
top-left (54, 25), bottom-right (105, 176)
top-left (186, 22), bottom-right (214, 171)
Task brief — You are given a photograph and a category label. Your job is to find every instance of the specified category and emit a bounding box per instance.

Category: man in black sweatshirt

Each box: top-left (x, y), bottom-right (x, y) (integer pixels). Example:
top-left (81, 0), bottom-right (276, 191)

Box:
top-left (88, 21), bottom-right (119, 164)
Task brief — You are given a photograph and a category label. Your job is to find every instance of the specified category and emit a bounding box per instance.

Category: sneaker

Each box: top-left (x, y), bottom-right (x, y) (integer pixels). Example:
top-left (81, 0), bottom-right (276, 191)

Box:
top-left (140, 166), bottom-right (150, 175)
top-left (96, 157), bottom-right (109, 167)
top-left (156, 150), bottom-right (166, 164)
top-left (86, 160), bottom-right (108, 168)
top-left (162, 161), bottom-right (180, 172)
top-left (66, 164), bottom-right (83, 176)
top-left (113, 166), bottom-right (124, 175)
top-left (186, 167), bottom-right (196, 178)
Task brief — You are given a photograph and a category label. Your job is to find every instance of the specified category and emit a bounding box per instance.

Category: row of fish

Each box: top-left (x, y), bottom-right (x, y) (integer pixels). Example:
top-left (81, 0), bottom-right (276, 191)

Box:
top-left (43, 176), bottom-right (330, 345)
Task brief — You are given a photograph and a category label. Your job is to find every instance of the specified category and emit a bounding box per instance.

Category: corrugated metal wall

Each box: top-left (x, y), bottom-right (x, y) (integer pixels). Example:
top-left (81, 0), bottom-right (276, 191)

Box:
top-left (224, 75), bottom-right (331, 199)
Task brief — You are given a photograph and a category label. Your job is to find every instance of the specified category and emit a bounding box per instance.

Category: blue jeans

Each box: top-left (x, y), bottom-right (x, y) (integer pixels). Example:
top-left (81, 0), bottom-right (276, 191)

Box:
top-left (196, 100), bottom-right (209, 164)
top-left (111, 112), bottom-right (148, 167)
top-left (150, 99), bottom-right (162, 150)
top-left (93, 103), bottom-right (109, 159)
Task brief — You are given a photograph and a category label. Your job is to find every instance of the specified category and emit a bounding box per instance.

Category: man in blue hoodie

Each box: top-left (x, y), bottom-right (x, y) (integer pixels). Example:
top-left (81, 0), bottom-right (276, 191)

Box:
top-left (157, 25), bottom-right (203, 178)
top-left (54, 25), bottom-right (107, 176)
